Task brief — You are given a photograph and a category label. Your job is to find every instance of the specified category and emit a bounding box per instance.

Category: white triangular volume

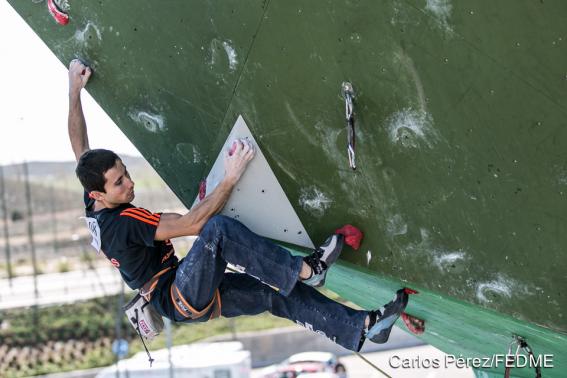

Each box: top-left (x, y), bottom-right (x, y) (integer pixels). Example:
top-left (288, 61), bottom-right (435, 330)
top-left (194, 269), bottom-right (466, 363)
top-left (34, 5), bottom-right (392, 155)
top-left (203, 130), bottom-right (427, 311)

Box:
top-left (192, 115), bottom-right (315, 249)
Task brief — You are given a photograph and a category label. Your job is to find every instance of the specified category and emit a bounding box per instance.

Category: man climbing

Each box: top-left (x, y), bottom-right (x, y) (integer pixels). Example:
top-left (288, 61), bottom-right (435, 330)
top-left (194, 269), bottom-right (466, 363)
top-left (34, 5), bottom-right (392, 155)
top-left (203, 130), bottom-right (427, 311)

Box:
top-left (68, 58), bottom-right (408, 352)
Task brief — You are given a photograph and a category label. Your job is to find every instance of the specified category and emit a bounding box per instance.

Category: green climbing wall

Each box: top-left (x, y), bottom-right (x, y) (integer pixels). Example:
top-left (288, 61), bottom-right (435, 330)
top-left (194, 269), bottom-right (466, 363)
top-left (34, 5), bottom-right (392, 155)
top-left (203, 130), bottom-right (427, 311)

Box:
top-left (8, 0), bottom-right (567, 376)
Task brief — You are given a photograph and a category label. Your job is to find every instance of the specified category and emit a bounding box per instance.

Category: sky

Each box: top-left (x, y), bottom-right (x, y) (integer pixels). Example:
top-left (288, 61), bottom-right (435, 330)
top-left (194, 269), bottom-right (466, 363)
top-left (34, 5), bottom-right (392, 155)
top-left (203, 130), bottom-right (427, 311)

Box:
top-left (0, 1), bottom-right (142, 165)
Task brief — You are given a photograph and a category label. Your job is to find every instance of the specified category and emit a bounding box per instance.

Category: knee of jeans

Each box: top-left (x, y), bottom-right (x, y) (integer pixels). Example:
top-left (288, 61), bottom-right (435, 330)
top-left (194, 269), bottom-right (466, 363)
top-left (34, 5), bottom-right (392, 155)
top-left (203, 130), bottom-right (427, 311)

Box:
top-left (209, 214), bottom-right (237, 231)
top-left (201, 215), bottom-right (224, 235)
top-left (208, 214), bottom-right (230, 227)
top-left (199, 215), bottom-right (224, 242)
top-left (202, 215), bottom-right (241, 243)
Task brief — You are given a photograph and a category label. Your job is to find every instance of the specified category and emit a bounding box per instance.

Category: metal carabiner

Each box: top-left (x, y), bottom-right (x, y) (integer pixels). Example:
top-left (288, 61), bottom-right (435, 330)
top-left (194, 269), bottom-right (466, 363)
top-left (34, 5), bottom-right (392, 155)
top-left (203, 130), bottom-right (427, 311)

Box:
top-left (341, 82), bottom-right (356, 170)
top-left (506, 335), bottom-right (541, 378)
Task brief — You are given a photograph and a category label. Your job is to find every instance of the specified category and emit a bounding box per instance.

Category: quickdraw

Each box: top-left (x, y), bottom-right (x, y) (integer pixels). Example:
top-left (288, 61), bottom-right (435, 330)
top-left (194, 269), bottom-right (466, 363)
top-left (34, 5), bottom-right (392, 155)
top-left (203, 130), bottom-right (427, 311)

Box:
top-left (504, 335), bottom-right (542, 378)
top-left (341, 82), bottom-right (356, 170)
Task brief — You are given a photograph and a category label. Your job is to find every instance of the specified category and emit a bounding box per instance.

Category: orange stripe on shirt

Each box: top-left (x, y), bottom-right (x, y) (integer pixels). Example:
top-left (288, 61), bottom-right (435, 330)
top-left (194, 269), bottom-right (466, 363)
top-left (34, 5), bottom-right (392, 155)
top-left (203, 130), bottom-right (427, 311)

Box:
top-left (121, 207), bottom-right (160, 220)
top-left (121, 208), bottom-right (160, 222)
top-left (130, 207), bottom-right (157, 218)
top-left (120, 212), bottom-right (159, 226)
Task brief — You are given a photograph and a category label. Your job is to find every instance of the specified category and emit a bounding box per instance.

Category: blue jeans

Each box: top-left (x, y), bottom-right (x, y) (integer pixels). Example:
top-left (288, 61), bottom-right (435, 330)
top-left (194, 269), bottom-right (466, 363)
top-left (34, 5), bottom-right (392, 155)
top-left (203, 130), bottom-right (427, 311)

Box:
top-left (154, 215), bottom-right (368, 351)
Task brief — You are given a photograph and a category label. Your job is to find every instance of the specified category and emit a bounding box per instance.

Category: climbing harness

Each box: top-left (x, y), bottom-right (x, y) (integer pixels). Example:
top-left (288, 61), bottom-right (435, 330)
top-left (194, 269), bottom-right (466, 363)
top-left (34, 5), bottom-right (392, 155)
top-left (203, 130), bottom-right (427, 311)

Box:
top-left (139, 266), bottom-right (174, 301)
top-left (170, 284), bottom-right (222, 321)
top-left (504, 335), bottom-right (542, 378)
top-left (123, 264), bottom-right (222, 366)
top-left (341, 82), bottom-right (357, 170)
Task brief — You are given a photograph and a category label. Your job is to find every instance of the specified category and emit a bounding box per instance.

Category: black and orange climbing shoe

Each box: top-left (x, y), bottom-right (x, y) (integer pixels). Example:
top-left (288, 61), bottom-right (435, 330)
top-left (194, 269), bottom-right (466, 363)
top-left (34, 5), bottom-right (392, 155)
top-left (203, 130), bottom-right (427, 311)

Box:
top-left (366, 288), bottom-right (409, 344)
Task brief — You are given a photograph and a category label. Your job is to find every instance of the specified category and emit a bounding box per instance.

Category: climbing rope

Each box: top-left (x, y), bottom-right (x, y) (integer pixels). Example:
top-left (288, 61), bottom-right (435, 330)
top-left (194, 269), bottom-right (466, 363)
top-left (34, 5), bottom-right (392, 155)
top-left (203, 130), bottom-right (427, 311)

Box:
top-left (354, 352), bottom-right (392, 378)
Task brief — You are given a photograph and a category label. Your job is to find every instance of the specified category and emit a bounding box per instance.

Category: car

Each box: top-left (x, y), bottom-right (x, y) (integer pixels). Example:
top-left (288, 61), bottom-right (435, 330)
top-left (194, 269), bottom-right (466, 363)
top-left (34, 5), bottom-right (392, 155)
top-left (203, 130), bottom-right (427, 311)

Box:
top-left (267, 352), bottom-right (347, 378)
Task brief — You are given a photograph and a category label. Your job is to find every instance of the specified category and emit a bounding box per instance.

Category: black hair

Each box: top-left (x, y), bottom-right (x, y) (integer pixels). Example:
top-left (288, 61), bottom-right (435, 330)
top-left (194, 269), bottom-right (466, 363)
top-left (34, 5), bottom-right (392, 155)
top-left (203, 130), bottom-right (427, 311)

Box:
top-left (75, 149), bottom-right (121, 192)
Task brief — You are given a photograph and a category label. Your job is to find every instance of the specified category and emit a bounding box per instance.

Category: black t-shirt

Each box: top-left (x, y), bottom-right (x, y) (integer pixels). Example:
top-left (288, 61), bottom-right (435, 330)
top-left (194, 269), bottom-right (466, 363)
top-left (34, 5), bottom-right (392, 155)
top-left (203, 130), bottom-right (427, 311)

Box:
top-left (84, 192), bottom-right (178, 290)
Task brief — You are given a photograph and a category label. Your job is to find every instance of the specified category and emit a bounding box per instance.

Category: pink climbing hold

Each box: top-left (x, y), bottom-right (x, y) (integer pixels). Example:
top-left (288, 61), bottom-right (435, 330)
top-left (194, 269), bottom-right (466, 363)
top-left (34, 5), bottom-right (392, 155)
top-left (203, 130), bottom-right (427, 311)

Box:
top-left (402, 312), bottom-right (425, 335)
top-left (198, 179), bottom-right (207, 201)
top-left (335, 224), bottom-right (363, 250)
top-left (404, 288), bottom-right (419, 295)
top-left (228, 139), bottom-right (242, 156)
top-left (47, 0), bottom-right (69, 25)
